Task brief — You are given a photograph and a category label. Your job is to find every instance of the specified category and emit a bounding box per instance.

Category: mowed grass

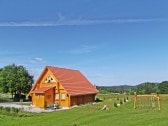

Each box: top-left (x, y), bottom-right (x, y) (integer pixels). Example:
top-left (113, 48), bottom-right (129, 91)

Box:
top-left (1, 94), bottom-right (168, 126)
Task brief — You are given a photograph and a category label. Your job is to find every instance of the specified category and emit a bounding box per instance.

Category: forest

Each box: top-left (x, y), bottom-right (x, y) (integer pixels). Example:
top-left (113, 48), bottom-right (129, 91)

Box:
top-left (97, 81), bottom-right (168, 94)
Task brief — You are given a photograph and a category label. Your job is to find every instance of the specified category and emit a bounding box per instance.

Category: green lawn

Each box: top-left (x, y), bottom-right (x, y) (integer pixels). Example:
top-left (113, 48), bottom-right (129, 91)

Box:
top-left (1, 94), bottom-right (168, 126)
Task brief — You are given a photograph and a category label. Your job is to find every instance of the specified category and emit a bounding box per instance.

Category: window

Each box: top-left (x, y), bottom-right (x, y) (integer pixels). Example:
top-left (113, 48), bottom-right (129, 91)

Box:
top-left (55, 94), bottom-right (59, 100)
top-left (61, 93), bottom-right (66, 100)
top-left (44, 75), bottom-right (56, 83)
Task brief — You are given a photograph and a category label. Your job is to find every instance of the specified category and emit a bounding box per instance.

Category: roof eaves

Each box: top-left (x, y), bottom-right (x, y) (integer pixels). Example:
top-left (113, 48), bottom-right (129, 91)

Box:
top-left (69, 92), bottom-right (98, 96)
top-left (30, 86), bottom-right (55, 94)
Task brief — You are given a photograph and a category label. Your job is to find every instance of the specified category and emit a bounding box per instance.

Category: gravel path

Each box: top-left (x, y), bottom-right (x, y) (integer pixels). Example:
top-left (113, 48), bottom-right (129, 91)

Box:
top-left (0, 102), bottom-right (68, 113)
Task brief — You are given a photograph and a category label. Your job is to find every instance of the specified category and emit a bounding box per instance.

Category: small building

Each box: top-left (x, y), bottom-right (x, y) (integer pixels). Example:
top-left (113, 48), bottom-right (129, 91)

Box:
top-left (29, 66), bottom-right (99, 108)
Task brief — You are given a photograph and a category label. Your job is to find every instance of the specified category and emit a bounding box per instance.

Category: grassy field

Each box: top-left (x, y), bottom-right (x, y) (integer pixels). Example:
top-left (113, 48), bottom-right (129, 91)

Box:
top-left (0, 94), bottom-right (168, 126)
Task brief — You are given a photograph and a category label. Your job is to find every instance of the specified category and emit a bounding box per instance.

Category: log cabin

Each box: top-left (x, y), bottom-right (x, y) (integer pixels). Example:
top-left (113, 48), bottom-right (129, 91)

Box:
top-left (29, 66), bottom-right (99, 108)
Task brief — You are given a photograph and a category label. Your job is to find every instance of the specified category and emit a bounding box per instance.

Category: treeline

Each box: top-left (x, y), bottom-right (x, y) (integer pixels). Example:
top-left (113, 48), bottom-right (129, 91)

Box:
top-left (97, 81), bottom-right (168, 94)
top-left (97, 85), bottom-right (134, 94)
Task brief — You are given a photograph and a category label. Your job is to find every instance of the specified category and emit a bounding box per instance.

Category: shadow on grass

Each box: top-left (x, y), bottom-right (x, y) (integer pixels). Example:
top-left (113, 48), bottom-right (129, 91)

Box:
top-left (95, 98), bottom-right (103, 103)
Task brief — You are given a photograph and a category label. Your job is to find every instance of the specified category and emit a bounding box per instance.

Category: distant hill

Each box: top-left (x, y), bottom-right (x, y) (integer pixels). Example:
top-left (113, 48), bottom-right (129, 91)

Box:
top-left (97, 85), bottom-right (135, 89)
top-left (96, 81), bottom-right (164, 94)
top-left (96, 85), bottom-right (135, 94)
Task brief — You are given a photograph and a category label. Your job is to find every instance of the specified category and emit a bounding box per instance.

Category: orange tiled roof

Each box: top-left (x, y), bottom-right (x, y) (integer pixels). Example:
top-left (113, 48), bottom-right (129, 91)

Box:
top-left (47, 66), bottom-right (99, 96)
top-left (31, 86), bottom-right (55, 94)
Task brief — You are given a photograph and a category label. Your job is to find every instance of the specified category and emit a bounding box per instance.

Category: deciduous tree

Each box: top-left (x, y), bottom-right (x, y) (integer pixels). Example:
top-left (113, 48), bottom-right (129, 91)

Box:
top-left (158, 81), bottom-right (168, 94)
top-left (0, 64), bottom-right (34, 99)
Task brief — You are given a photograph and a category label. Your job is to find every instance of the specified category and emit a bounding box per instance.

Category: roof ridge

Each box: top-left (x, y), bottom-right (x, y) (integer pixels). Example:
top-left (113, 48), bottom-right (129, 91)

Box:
top-left (46, 65), bottom-right (79, 72)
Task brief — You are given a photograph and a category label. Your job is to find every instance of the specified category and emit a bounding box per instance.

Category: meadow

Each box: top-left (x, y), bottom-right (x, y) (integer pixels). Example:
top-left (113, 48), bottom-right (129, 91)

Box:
top-left (0, 94), bottom-right (168, 126)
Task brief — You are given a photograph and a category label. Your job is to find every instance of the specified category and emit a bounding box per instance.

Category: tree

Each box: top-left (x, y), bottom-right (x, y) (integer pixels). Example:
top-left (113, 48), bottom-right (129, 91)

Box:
top-left (136, 82), bottom-right (158, 94)
top-left (0, 64), bottom-right (34, 99)
top-left (158, 81), bottom-right (168, 94)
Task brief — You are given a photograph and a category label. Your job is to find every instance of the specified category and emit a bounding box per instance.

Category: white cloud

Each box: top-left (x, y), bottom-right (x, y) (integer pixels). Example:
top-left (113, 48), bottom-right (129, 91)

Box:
top-left (68, 45), bottom-right (97, 54)
top-left (35, 57), bottom-right (43, 62)
top-left (29, 57), bottom-right (46, 64)
top-left (0, 18), bottom-right (167, 27)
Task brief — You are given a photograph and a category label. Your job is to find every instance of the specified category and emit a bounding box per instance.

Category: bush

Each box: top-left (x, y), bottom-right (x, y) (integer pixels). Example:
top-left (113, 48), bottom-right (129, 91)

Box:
top-left (120, 99), bottom-right (123, 104)
top-left (114, 101), bottom-right (117, 108)
top-left (28, 96), bottom-right (32, 101)
top-left (124, 98), bottom-right (126, 103)
top-left (21, 95), bottom-right (26, 102)
top-left (14, 94), bottom-right (20, 102)
top-left (95, 98), bottom-right (102, 102)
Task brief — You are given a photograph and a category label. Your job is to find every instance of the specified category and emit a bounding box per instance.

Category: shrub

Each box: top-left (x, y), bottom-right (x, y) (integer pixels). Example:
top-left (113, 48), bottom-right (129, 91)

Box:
top-left (124, 98), bottom-right (126, 103)
top-left (114, 101), bottom-right (117, 108)
top-left (28, 96), bottom-right (32, 101)
top-left (95, 98), bottom-right (102, 102)
top-left (120, 99), bottom-right (123, 104)
top-left (21, 95), bottom-right (26, 102)
top-left (14, 94), bottom-right (20, 102)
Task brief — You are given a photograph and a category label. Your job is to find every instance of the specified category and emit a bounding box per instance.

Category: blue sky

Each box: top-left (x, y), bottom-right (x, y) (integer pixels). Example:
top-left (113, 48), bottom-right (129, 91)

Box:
top-left (0, 0), bottom-right (168, 86)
